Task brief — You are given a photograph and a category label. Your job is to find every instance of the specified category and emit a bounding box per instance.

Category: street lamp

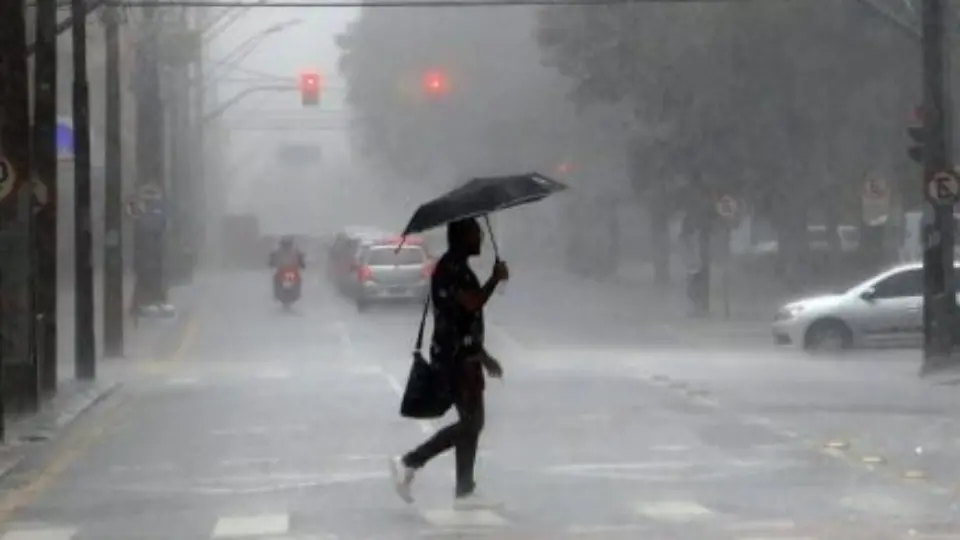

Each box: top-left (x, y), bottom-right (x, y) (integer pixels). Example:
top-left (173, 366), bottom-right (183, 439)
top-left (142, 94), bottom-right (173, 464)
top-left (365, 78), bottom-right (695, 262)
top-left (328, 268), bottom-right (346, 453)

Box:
top-left (207, 18), bottom-right (304, 80)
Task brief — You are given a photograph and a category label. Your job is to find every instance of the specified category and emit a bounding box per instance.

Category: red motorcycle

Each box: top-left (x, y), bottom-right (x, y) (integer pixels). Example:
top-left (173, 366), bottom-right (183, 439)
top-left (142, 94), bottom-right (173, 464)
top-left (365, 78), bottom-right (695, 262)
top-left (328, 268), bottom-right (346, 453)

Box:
top-left (275, 265), bottom-right (302, 308)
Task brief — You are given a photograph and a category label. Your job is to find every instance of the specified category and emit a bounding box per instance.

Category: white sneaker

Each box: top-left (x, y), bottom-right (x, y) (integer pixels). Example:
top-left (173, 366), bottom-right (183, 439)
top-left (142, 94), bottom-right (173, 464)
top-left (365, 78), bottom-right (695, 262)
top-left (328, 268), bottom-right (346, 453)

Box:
top-left (389, 456), bottom-right (415, 503)
top-left (453, 490), bottom-right (501, 511)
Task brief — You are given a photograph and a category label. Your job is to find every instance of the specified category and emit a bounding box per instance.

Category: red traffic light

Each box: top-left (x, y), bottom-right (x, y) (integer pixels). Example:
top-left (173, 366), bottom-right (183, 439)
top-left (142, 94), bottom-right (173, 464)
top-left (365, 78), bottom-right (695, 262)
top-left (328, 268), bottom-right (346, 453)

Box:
top-left (300, 71), bottom-right (322, 106)
top-left (422, 70), bottom-right (450, 95)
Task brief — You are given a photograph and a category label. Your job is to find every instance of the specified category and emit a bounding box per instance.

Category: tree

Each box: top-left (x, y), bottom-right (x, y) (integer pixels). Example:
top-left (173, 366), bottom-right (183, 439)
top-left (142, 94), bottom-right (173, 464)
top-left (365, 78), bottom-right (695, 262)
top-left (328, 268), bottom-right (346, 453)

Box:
top-left (536, 0), bottom-right (917, 286)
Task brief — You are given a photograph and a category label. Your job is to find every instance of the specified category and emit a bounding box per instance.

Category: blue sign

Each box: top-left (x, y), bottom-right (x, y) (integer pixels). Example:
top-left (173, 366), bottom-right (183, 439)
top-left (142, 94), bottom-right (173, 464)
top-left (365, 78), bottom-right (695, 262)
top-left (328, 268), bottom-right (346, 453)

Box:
top-left (57, 116), bottom-right (74, 160)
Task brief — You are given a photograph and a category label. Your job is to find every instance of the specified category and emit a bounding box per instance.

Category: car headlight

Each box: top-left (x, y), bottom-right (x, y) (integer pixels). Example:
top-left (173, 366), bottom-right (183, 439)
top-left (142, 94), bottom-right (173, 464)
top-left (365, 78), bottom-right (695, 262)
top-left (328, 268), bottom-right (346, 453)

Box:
top-left (775, 304), bottom-right (805, 321)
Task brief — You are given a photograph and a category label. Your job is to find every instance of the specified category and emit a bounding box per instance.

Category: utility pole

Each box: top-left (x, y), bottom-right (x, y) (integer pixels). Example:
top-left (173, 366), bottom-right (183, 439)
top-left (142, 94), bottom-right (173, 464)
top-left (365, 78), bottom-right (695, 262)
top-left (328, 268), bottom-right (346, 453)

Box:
top-left (134, 6), bottom-right (168, 316)
top-left (0, 0), bottom-right (33, 426)
top-left (34, 0), bottom-right (59, 393)
top-left (102, 5), bottom-right (124, 358)
top-left (919, 0), bottom-right (957, 373)
top-left (72, 0), bottom-right (96, 380)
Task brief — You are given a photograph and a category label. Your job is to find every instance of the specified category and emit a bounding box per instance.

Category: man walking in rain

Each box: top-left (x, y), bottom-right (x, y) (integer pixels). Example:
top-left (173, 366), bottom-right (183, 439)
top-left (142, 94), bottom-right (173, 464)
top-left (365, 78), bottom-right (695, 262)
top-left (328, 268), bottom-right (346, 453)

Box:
top-left (390, 217), bottom-right (509, 509)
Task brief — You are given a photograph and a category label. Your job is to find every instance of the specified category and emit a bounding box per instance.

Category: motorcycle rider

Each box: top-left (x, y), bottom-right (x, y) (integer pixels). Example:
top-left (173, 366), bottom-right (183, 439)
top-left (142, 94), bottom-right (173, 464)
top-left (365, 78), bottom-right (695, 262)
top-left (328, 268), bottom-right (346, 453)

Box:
top-left (269, 236), bottom-right (306, 299)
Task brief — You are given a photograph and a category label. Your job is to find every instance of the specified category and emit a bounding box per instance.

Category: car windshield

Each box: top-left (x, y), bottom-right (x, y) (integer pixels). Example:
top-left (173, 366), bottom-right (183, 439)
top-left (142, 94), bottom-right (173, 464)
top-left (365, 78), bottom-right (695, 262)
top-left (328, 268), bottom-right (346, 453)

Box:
top-left (365, 246), bottom-right (424, 266)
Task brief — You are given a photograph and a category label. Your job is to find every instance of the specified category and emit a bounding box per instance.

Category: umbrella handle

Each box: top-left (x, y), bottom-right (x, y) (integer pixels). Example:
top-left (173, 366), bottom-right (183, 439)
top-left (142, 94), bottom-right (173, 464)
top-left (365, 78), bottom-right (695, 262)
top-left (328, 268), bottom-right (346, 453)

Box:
top-left (483, 215), bottom-right (501, 261)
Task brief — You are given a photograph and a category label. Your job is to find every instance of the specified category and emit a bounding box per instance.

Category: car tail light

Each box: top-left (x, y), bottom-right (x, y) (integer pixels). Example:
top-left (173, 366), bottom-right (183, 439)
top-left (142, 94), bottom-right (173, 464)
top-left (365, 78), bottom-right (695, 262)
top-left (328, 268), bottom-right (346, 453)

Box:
top-left (358, 265), bottom-right (373, 282)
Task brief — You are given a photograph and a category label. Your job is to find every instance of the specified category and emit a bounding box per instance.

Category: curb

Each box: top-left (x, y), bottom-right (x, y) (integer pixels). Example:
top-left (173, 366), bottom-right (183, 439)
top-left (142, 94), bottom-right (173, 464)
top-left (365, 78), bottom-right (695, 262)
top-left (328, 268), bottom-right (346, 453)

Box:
top-left (0, 380), bottom-right (121, 480)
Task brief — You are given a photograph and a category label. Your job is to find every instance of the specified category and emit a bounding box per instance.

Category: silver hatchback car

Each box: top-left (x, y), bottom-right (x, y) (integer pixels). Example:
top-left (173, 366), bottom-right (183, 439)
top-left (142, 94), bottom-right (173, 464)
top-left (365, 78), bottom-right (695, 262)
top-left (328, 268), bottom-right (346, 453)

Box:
top-left (772, 262), bottom-right (960, 351)
top-left (354, 241), bottom-right (433, 311)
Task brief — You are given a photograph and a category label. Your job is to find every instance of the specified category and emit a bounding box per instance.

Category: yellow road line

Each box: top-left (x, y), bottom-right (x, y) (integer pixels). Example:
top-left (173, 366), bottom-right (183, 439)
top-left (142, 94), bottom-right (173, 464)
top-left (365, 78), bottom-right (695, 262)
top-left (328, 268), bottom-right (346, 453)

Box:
top-left (0, 397), bottom-right (126, 523)
top-left (0, 308), bottom-right (204, 523)
top-left (141, 312), bottom-right (203, 376)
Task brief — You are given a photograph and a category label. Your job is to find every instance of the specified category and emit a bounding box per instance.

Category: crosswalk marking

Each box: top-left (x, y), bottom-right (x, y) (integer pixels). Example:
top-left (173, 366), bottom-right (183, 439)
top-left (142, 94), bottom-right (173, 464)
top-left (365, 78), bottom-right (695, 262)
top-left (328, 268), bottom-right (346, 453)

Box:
top-left (635, 500), bottom-right (715, 522)
top-left (0, 528), bottom-right (76, 540)
top-left (212, 513), bottom-right (290, 538)
top-left (420, 509), bottom-right (507, 527)
top-left (726, 520), bottom-right (798, 532)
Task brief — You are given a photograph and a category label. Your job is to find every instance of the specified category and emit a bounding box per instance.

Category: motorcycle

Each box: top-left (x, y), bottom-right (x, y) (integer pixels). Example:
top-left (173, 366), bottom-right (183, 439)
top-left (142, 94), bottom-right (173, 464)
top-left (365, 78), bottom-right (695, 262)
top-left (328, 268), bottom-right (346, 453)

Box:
top-left (275, 266), bottom-right (302, 308)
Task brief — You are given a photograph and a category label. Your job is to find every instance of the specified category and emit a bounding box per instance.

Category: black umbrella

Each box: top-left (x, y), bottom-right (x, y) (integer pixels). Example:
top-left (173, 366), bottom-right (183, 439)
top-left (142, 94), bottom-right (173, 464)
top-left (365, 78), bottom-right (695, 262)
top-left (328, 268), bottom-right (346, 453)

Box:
top-left (399, 172), bottom-right (568, 258)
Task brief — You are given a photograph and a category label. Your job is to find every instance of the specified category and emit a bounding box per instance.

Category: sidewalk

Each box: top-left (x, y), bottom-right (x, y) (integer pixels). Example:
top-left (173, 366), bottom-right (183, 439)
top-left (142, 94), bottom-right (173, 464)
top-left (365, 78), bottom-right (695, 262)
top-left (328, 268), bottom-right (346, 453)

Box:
top-left (0, 273), bottom-right (205, 478)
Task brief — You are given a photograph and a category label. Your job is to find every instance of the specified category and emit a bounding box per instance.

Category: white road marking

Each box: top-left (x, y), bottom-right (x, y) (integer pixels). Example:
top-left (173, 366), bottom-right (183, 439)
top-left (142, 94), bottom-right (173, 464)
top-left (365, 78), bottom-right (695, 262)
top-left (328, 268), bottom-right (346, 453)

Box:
top-left (635, 500), bottom-right (715, 522)
top-left (0, 528), bottom-right (76, 540)
top-left (166, 376), bottom-right (199, 386)
top-left (257, 369), bottom-right (291, 380)
top-left (211, 424), bottom-right (309, 436)
top-left (421, 509), bottom-right (507, 527)
top-left (212, 513), bottom-right (290, 538)
top-left (725, 519), bottom-right (798, 531)
top-left (219, 457), bottom-right (282, 467)
top-left (566, 524), bottom-right (650, 534)
top-left (334, 316), bottom-right (434, 434)
top-left (736, 537), bottom-right (816, 540)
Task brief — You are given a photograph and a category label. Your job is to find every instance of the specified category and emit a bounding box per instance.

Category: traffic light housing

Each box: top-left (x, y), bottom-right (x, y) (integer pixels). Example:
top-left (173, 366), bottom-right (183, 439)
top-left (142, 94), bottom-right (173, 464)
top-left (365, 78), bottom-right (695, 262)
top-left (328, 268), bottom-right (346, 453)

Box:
top-left (300, 71), bottom-right (321, 106)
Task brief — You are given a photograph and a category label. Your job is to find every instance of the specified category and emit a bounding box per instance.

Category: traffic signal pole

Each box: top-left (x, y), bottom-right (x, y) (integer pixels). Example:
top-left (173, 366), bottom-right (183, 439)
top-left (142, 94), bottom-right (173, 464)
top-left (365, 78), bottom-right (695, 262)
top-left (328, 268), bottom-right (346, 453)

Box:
top-left (34, 0), bottom-right (59, 392)
top-left (102, 4), bottom-right (124, 358)
top-left (919, 0), bottom-right (957, 373)
top-left (72, 0), bottom-right (96, 380)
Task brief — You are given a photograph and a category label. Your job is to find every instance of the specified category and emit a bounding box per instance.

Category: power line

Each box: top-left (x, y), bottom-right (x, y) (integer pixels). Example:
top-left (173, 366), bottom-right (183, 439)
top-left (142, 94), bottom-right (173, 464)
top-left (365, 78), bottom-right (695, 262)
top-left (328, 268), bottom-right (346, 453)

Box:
top-left (104, 0), bottom-right (716, 8)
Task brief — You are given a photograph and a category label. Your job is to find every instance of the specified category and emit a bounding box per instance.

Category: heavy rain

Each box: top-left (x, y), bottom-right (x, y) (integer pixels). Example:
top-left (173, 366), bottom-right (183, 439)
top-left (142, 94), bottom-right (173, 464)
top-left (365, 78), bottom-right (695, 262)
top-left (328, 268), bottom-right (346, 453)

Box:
top-left (0, 0), bottom-right (958, 539)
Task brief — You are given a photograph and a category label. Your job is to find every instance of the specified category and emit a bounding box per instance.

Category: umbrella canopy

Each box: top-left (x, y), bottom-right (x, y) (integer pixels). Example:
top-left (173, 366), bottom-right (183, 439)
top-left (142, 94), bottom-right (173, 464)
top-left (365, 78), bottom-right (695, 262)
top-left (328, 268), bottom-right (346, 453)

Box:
top-left (400, 172), bottom-right (568, 238)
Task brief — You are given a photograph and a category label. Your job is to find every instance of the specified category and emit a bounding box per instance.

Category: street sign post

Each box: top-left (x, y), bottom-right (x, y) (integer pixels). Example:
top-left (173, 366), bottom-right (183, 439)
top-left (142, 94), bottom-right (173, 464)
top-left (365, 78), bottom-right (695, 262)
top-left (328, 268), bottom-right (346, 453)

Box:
top-left (862, 176), bottom-right (891, 224)
top-left (716, 195), bottom-right (739, 220)
top-left (863, 177), bottom-right (889, 201)
top-left (926, 170), bottom-right (960, 205)
top-left (0, 157), bottom-right (17, 203)
top-left (715, 195), bottom-right (739, 320)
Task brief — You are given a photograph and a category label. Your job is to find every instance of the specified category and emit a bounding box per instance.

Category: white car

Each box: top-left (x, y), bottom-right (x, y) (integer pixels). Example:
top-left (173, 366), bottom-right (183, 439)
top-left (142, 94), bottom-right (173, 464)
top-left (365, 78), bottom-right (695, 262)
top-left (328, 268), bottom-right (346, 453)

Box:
top-left (772, 262), bottom-right (951, 351)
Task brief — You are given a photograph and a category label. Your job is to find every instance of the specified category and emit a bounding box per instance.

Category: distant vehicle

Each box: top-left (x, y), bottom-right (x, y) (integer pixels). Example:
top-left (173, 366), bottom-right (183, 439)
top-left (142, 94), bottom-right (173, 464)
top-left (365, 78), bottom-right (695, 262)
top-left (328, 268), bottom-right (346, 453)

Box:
top-left (274, 265), bottom-right (302, 309)
top-left (772, 261), bottom-right (960, 351)
top-left (327, 227), bottom-right (392, 293)
top-left (353, 238), bottom-right (433, 311)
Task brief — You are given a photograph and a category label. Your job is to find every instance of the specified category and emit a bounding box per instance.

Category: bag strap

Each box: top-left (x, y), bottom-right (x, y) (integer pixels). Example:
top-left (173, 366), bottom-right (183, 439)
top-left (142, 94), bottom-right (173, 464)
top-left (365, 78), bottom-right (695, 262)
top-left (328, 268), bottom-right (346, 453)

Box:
top-left (415, 295), bottom-right (430, 351)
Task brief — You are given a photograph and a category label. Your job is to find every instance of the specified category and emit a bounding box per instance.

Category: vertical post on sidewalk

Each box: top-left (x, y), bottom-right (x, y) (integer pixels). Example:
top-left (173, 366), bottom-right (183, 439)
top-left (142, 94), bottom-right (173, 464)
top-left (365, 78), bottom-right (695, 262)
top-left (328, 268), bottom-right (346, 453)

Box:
top-left (72, 0), bottom-right (96, 380)
top-left (34, 0), bottom-right (59, 392)
top-left (0, 0), bottom-right (36, 412)
top-left (135, 6), bottom-right (167, 314)
top-left (920, 0), bottom-right (957, 373)
top-left (102, 5), bottom-right (124, 358)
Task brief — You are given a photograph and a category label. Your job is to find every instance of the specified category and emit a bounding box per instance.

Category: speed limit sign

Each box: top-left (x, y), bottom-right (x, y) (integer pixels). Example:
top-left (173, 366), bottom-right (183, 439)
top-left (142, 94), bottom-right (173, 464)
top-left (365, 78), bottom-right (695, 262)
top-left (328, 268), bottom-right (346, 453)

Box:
top-left (927, 170), bottom-right (960, 205)
top-left (0, 157), bottom-right (16, 203)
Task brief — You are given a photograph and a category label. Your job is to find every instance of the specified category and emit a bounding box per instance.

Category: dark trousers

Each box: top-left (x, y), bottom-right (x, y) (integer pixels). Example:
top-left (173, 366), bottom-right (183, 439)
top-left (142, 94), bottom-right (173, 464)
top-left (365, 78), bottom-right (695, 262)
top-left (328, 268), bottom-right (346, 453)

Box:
top-left (403, 367), bottom-right (485, 497)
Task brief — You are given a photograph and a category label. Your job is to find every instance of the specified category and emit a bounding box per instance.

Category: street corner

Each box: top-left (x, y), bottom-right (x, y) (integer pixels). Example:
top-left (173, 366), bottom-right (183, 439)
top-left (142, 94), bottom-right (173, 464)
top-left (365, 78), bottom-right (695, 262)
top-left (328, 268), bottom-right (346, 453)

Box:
top-left (0, 389), bottom-right (130, 524)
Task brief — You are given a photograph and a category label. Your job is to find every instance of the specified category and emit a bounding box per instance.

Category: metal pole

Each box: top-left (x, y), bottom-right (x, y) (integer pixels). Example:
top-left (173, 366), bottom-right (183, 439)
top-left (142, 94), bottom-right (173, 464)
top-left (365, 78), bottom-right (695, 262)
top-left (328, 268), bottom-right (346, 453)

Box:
top-left (103, 5), bottom-right (124, 358)
top-left (1, 0), bottom-right (35, 418)
top-left (134, 7), bottom-right (167, 314)
top-left (72, 0), bottom-right (96, 380)
top-left (920, 0), bottom-right (956, 372)
top-left (34, 0), bottom-right (58, 393)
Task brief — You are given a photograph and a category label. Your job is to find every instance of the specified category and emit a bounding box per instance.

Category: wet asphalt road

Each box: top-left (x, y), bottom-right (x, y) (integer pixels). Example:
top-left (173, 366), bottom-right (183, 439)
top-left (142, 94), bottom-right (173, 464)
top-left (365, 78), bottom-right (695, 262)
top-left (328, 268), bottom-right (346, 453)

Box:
top-left (1, 268), bottom-right (960, 539)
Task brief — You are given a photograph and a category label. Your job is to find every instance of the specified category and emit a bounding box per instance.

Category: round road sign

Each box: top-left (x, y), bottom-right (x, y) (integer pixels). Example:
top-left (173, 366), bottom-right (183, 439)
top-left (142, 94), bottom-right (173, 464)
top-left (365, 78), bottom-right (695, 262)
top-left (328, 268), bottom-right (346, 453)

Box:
top-left (863, 177), bottom-right (888, 201)
top-left (927, 171), bottom-right (960, 205)
top-left (716, 195), bottom-right (739, 219)
top-left (0, 158), bottom-right (16, 202)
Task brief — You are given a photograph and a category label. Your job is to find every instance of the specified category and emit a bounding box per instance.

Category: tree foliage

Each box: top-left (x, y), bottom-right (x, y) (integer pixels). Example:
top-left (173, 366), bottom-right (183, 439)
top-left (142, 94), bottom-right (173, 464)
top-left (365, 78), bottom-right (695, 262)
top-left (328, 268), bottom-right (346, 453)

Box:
top-left (536, 1), bottom-right (918, 229)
